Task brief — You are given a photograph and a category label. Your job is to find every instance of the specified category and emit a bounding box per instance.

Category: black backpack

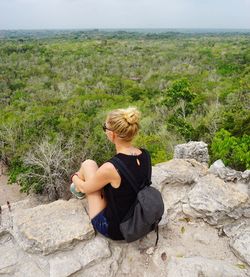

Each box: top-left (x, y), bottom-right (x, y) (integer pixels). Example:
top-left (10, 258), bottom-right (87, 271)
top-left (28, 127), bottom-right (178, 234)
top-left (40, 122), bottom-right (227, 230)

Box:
top-left (110, 149), bottom-right (164, 245)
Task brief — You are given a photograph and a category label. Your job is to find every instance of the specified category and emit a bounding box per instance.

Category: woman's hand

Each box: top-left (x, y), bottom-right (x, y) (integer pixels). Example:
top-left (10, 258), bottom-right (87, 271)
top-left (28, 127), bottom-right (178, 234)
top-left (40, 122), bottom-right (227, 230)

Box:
top-left (72, 173), bottom-right (84, 193)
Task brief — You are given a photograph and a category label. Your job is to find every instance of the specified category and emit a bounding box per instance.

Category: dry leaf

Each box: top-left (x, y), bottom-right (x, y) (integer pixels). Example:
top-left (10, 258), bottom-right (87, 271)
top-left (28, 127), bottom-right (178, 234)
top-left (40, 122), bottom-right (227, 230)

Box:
top-left (235, 264), bottom-right (246, 269)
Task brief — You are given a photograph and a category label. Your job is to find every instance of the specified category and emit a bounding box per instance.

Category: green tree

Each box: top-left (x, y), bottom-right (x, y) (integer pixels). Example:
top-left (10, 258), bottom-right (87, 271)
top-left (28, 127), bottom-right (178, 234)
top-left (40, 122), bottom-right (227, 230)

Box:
top-left (211, 129), bottom-right (250, 170)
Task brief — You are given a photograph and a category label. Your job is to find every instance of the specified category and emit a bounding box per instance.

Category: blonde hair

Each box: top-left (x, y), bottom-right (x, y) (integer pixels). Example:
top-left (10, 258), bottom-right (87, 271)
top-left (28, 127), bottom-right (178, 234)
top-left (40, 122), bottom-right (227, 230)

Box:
top-left (106, 107), bottom-right (140, 142)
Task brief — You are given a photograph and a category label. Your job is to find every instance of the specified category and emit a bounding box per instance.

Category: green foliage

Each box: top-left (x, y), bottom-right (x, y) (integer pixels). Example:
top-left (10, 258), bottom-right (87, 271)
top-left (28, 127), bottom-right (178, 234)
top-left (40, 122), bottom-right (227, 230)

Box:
top-left (135, 134), bottom-right (171, 165)
top-left (221, 91), bottom-right (250, 136)
top-left (164, 78), bottom-right (195, 107)
top-left (211, 129), bottom-right (250, 170)
top-left (8, 159), bottom-right (28, 184)
top-left (0, 32), bottom-right (249, 197)
top-left (167, 116), bottom-right (195, 141)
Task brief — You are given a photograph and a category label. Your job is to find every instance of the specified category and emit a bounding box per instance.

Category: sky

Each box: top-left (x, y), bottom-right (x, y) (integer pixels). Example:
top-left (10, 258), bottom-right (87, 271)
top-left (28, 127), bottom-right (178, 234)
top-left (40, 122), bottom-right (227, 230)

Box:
top-left (0, 0), bottom-right (250, 30)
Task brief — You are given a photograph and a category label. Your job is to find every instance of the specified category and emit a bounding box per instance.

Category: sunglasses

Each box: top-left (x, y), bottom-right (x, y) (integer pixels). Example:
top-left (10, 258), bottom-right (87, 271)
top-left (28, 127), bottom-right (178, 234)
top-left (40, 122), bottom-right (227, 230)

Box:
top-left (102, 123), bottom-right (112, 132)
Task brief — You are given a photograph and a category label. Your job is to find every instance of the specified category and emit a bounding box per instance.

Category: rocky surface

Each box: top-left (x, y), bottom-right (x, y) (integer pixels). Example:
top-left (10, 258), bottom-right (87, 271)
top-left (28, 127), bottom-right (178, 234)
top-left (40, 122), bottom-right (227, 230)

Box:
top-left (12, 199), bottom-right (94, 255)
top-left (0, 145), bottom-right (250, 276)
top-left (174, 141), bottom-right (209, 164)
top-left (209, 159), bottom-right (250, 183)
top-left (165, 256), bottom-right (246, 277)
top-left (223, 219), bottom-right (250, 266)
top-left (184, 174), bottom-right (248, 225)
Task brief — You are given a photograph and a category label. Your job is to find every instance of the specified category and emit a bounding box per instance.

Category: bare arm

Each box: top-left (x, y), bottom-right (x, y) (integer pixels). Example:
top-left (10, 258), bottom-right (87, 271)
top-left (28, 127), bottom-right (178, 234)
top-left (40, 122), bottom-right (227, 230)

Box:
top-left (72, 162), bottom-right (120, 194)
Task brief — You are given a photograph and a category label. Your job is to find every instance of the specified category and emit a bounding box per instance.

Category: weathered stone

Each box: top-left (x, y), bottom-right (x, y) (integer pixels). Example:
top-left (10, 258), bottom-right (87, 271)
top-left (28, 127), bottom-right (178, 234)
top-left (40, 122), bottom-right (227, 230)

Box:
top-left (152, 159), bottom-right (206, 222)
top-left (154, 159), bottom-right (207, 186)
top-left (193, 232), bottom-right (211, 245)
top-left (151, 166), bottom-right (170, 224)
top-left (230, 230), bottom-right (250, 266)
top-left (151, 166), bottom-right (170, 192)
top-left (162, 183), bottom-right (190, 220)
top-left (79, 236), bottom-right (111, 268)
top-left (0, 234), bottom-right (48, 277)
top-left (174, 141), bottom-right (209, 164)
top-left (15, 258), bottom-right (48, 277)
top-left (12, 199), bottom-right (94, 255)
top-left (243, 204), bottom-right (250, 218)
top-left (186, 175), bottom-right (248, 224)
top-left (49, 256), bottom-right (82, 277)
top-left (242, 170), bottom-right (250, 184)
top-left (224, 219), bottom-right (250, 266)
top-left (79, 244), bottom-right (122, 277)
top-left (152, 221), bottom-right (243, 275)
top-left (209, 160), bottom-right (243, 182)
top-left (0, 197), bottom-right (50, 236)
top-left (182, 203), bottom-right (204, 218)
top-left (0, 236), bottom-right (18, 275)
top-left (166, 256), bottom-right (247, 277)
top-left (119, 241), bottom-right (153, 277)
top-left (158, 211), bottom-right (168, 226)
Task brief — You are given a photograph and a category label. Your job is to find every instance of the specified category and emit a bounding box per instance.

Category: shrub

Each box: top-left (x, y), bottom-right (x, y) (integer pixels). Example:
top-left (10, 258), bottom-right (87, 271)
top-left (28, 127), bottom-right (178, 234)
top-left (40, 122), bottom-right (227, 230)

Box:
top-left (211, 129), bottom-right (250, 170)
top-left (16, 135), bottom-right (76, 200)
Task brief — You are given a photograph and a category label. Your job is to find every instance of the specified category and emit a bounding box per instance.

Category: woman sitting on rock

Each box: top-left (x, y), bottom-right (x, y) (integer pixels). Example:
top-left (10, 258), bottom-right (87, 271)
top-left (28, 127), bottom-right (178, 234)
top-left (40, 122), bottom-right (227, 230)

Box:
top-left (70, 107), bottom-right (151, 240)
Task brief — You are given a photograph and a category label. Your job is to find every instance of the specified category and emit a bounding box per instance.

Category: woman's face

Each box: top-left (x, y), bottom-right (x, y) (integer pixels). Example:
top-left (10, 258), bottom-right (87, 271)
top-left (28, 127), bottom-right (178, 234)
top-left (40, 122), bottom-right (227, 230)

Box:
top-left (103, 122), bottom-right (115, 143)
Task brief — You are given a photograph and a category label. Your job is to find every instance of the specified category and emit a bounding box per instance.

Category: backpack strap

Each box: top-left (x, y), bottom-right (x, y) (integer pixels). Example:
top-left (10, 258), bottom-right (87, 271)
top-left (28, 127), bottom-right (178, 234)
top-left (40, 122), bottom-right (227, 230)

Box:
top-left (154, 219), bottom-right (161, 247)
top-left (143, 148), bottom-right (152, 185)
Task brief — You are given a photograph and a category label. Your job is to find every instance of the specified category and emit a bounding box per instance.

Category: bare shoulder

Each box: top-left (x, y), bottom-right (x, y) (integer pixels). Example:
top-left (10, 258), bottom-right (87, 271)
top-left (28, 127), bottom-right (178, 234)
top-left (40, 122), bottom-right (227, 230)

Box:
top-left (98, 162), bottom-right (117, 177)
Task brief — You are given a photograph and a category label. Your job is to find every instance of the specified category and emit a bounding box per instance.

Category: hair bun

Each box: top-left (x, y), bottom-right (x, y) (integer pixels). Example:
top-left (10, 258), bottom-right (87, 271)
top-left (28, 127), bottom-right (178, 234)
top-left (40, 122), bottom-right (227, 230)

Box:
top-left (106, 107), bottom-right (140, 141)
top-left (123, 107), bottom-right (140, 125)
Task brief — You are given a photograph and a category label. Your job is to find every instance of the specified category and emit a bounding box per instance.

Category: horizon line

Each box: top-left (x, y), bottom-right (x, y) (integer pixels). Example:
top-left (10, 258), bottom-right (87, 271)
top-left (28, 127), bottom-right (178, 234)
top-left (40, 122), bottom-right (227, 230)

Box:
top-left (1, 27), bottom-right (250, 31)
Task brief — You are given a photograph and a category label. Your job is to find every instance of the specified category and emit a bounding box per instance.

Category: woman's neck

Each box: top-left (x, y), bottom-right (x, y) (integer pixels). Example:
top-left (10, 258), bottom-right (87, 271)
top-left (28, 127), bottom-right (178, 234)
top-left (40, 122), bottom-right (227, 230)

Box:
top-left (115, 142), bottom-right (137, 155)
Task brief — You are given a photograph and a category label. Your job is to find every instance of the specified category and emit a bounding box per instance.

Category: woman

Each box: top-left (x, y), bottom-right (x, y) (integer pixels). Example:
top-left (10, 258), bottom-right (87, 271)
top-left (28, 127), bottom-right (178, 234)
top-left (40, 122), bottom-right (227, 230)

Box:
top-left (70, 107), bottom-right (151, 240)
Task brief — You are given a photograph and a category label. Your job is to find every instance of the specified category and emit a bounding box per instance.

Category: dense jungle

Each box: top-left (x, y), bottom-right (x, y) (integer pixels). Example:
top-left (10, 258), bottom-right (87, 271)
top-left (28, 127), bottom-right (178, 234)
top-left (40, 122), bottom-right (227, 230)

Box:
top-left (0, 30), bottom-right (249, 199)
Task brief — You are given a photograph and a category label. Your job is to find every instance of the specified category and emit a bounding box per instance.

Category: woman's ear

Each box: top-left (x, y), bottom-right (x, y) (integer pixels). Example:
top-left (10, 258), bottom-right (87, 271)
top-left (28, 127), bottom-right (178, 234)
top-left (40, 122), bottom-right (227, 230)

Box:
top-left (111, 131), bottom-right (116, 143)
top-left (106, 130), bottom-right (116, 143)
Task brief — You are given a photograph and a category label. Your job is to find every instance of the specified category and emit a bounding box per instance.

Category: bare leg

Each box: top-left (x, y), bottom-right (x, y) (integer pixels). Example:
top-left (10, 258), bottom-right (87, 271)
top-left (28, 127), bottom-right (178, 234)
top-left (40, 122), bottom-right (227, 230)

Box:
top-left (78, 160), bottom-right (107, 219)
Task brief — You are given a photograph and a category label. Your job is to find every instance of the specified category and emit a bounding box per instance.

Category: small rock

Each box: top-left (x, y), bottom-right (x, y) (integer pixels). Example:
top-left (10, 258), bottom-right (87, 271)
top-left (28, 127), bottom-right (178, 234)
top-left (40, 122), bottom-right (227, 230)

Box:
top-left (146, 247), bottom-right (154, 255)
top-left (161, 252), bottom-right (167, 261)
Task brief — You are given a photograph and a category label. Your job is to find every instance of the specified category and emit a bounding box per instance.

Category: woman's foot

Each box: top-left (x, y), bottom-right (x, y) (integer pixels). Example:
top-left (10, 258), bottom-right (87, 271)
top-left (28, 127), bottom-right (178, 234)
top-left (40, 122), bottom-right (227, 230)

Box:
top-left (70, 183), bottom-right (85, 200)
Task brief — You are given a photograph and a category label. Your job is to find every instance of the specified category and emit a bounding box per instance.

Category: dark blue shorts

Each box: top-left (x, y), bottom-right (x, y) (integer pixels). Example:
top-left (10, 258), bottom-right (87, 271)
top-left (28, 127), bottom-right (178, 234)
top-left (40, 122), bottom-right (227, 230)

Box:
top-left (91, 209), bottom-right (110, 238)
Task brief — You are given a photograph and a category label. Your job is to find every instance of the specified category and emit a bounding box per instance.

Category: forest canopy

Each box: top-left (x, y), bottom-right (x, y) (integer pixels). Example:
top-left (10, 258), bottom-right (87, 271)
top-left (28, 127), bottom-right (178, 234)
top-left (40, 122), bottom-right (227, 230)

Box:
top-left (0, 30), bottom-right (249, 199)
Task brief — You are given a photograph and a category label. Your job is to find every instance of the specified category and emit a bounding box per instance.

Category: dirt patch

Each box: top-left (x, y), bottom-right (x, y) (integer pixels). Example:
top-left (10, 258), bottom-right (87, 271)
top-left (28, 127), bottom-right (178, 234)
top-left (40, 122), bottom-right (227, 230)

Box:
top-left (0, 163), bottom-right (27, 206)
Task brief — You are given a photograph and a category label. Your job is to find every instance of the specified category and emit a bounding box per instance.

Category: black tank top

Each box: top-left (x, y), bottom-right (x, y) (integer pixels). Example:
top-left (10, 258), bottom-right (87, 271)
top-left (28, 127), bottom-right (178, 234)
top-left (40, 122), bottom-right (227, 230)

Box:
top-left (103, 148), bottom-right (149, 240)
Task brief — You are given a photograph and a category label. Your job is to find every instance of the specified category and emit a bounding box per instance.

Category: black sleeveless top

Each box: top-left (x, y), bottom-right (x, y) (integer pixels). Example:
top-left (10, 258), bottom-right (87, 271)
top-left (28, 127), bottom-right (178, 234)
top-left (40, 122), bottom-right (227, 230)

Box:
top-left (103, 148), bottom-right (149, 240)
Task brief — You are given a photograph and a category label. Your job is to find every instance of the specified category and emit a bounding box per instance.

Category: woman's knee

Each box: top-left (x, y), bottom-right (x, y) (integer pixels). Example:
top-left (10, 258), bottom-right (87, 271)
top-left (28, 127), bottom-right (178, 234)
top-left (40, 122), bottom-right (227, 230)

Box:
top-left (81, 159), bottom-right (98, 169)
